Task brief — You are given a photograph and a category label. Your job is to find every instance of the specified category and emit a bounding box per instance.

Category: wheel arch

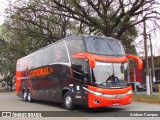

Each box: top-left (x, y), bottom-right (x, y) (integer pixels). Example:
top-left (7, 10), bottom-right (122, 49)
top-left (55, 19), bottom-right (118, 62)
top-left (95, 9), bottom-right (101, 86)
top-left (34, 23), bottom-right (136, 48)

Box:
top-left (62, 87), bottom-right (70, 99)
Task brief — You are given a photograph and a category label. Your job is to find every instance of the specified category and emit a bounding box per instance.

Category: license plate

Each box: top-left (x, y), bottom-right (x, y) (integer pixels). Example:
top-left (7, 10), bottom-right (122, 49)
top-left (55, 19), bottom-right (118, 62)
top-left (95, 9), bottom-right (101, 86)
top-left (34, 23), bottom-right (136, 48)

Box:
top-left (112, 103), bottom-right (120, 106)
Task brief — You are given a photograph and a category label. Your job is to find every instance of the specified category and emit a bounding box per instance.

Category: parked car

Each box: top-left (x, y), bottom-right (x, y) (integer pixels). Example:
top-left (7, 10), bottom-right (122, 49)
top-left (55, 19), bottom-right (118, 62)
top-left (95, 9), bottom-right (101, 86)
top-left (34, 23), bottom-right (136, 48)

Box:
top-left (0, 81), bottom-right (5, 87)
top-left (152, 80), bottom-right (160, 92)
top-left (130, 82), bottom-right (146, 92)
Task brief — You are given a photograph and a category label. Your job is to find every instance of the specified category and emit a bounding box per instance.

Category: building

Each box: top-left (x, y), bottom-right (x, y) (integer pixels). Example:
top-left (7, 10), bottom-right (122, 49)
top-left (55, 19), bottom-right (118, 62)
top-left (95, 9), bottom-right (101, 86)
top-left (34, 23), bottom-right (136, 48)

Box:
top-left (130, 56), bottom-right (160, 83)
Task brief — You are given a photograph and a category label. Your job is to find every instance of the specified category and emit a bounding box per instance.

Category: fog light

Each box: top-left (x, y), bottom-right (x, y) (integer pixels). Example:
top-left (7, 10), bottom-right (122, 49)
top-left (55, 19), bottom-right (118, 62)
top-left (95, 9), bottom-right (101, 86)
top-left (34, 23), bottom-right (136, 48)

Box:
top-left (93, 99), bottom-right (100, 104)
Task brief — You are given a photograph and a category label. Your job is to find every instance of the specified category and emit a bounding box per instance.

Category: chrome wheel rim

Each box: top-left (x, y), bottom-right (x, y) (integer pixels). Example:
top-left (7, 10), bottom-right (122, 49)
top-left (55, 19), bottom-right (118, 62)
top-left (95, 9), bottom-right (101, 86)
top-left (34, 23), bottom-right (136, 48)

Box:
top-left (28, 92), bottom-right (31, 101)
top-left (65, 95), bottom-right (72, 108)
top-left (23, 92), bottom-right (27, 99)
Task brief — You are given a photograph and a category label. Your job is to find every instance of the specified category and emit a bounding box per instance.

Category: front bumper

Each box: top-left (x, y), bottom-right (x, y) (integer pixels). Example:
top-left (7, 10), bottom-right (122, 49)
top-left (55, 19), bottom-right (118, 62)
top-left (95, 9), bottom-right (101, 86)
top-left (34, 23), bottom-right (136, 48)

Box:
top-left (88, 92), bottom-right (132, 108)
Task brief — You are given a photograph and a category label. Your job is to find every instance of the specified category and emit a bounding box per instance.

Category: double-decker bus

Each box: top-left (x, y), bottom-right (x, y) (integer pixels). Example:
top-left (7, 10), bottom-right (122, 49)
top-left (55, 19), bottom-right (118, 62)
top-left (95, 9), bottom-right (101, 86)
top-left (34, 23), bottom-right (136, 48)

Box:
top-left (16, 35), bottom-right (142, 110)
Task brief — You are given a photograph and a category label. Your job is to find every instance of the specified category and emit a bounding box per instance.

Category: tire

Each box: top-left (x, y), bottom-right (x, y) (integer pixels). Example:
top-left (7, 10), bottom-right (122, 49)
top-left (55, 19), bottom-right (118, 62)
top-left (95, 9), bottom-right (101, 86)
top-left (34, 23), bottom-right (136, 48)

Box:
top-left (27, 90), bottom-right (33, 103)
top-left (23, 90), bottom-right (28, 102)
top-left (63, 92), bottom-right (74, 110)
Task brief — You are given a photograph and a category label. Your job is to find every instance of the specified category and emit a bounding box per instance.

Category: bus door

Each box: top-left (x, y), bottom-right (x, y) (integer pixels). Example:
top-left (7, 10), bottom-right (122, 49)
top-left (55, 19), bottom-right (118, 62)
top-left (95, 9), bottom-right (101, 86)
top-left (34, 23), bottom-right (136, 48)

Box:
top-left (71, 58), bottom-right (89, 107)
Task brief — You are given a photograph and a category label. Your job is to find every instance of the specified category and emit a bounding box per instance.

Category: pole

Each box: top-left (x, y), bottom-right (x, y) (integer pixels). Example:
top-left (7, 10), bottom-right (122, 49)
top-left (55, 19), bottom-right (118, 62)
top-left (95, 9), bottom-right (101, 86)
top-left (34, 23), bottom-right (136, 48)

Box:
top-left (133, 64), bottom-right (137, 94)
top-left (149, 34), bottom-right (156, 83)
top-left (143, 20), bottom-right (150, 95)
top-left (149, 68), bottom-right (152, 95)
top-left (127, 65), bottom-right (130, 83)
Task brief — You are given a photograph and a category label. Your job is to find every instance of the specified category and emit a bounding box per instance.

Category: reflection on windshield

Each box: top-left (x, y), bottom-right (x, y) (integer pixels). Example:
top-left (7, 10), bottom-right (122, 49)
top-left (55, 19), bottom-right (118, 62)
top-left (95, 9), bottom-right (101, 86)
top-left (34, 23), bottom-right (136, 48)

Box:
top-left (92, 61), bottom-right (128, 85)
top-left (84, 37), bottom-right (125, 56)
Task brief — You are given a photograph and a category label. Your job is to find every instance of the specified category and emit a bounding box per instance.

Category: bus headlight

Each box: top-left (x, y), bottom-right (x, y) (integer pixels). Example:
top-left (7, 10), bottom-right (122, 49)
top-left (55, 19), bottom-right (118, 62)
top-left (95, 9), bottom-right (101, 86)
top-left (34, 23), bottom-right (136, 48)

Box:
top-left (94, 91), bottom-right (103, 96)
top-left (127, 90), bottom-right (132, 94)
top-left (83, 87), bottom-right (103, 96)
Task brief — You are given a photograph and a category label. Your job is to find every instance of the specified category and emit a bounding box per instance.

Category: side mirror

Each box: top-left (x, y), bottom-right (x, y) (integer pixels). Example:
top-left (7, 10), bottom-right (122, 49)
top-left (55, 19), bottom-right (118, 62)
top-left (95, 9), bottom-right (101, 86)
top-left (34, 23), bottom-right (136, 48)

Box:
top-left (126, 55), bottom-right (143, 69)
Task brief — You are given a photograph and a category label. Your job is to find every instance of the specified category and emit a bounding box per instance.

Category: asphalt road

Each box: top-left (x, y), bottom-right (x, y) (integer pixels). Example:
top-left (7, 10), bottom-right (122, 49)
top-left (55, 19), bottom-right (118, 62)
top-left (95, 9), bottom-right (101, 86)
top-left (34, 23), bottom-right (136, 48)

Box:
top-left (0, 92), bottom-right (160, 120)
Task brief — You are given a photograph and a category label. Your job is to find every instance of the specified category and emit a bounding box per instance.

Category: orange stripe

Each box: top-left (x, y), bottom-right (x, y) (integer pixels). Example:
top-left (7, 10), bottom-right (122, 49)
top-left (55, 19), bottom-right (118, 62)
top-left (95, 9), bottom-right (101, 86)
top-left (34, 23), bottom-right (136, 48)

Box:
top-left (93, 54), bottom-right (128, 63)
top-left (72, 52), bottom-right (128, 68)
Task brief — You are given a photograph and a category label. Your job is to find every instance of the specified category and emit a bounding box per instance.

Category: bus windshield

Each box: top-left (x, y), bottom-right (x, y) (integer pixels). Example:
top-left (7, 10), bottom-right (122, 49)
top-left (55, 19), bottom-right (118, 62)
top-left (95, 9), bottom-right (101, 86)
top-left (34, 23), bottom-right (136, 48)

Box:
top-left (84, 37), bottom-right (125, 56)
top-left (92, 61), bottom-right (128, 87)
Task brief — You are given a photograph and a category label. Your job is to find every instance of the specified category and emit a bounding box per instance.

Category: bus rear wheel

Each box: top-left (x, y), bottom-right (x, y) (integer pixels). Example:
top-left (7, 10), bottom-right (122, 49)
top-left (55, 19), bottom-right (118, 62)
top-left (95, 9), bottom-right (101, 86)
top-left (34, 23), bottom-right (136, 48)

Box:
top-left (27, 90), bottom-right (33, 103)
top-left (63, 92), bottom-right (74, 110)
top-left (23, 90), bottom-right (28, 102)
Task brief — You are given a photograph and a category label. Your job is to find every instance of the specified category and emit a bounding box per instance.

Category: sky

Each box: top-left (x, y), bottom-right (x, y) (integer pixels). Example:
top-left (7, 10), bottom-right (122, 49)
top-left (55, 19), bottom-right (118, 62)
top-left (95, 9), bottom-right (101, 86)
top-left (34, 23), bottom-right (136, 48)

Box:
top-left (135, 20), bottom-right (160, 57)
top-left (0, 0), bottom-right (8, 25)
top-left (0, 0), bottom-right (160, 56)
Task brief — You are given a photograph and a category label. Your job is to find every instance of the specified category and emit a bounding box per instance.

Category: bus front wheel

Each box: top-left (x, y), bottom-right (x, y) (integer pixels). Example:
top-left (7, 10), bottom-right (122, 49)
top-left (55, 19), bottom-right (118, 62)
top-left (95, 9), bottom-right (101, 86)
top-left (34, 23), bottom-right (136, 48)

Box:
top-left (63, 92), bottom-right (74, 110)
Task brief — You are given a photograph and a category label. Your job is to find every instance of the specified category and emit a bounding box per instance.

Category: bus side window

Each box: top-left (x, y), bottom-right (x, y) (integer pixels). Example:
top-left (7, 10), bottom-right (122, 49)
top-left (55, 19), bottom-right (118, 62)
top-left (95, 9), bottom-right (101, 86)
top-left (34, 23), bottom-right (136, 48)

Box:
top-left (72, 64), bottom-right (84, 80)
top-left (53, 41), bottom-right (69, 63)
top-left (44, 41), bottom-right (69, 65)
top-left (66, 39), bottom-right (86, 58)
top-left (35, 51), bottom-right (44, 68)
top-left (29, 55), bottom-right (36, 69)
top-left (17, 59), bottom-right (25, 71)
top-left (72, 59), bottom-right (89, 82)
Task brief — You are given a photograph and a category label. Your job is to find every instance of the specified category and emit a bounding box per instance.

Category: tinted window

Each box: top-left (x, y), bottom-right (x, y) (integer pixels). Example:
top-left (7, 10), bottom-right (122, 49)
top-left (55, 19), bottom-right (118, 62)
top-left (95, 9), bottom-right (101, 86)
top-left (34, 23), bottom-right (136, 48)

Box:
top-left (29, 55), bottom-right (36, 69)
top-left (53, 41), bottom-right (69, 63)
top-left (44, 47), bottom-right (53, 65)
top-left (66, 39), bottom-right (86, 56)
top-left (72, 59), bottom-right (89, 81)
top-left (35, 51), bottom-right (44, 68)
top-left (17, 59), bottom-right (25, 71)
top-left (44, 41), bottom-right (69, 65)
top-left (84, 37), bottom-right (125, 56)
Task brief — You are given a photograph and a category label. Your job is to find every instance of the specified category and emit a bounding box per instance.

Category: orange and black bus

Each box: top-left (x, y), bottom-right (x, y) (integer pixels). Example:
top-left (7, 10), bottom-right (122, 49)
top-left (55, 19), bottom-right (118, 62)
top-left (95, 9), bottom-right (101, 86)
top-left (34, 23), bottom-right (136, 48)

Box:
top-left (16, 35), bottom-right (142, 110)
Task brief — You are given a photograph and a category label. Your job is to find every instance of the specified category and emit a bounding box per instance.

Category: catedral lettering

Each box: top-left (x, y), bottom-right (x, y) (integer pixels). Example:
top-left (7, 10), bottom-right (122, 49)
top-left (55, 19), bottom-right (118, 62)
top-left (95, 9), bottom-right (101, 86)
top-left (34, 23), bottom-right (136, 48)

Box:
top-left (16, 35), bottom-right (142, 110)
top-left (29, 67), bottom-right (49, 77)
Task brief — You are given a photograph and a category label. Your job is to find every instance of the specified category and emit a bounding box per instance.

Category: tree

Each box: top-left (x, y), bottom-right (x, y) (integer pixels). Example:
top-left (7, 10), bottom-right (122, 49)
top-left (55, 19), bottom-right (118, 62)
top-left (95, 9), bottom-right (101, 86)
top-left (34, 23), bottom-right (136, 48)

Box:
top-left (50, 0), bottom-right (159, 53)
top-left (0, 0), bottom-right (78, 84)
top-left (5, 0), bottom-right (148, 54)
top-left (0, 0), bottom-right (159, 83)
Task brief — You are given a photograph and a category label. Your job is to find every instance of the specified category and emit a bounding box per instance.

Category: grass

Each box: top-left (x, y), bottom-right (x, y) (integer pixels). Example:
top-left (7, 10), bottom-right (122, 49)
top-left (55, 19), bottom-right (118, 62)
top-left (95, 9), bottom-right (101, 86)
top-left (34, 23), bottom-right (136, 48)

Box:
top-left (133, 94), bottom-right (160, 104)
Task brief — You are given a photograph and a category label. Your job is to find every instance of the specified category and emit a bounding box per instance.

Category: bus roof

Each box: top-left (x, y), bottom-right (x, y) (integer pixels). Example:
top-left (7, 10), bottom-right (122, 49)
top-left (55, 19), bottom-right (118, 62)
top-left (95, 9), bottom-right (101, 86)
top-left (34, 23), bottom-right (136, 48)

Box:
top-left (17, 35), bottom-right (121, 61)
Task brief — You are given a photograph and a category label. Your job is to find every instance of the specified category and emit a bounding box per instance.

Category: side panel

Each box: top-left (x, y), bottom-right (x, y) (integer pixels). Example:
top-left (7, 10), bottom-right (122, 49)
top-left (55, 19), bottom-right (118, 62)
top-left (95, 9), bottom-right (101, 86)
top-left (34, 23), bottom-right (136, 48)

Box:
top-left (16, 64), bottom-right (71, 101)
top-left (48, 64), bottom-right (70, 102)
top-left (16, 40), bottom-right (71, 102)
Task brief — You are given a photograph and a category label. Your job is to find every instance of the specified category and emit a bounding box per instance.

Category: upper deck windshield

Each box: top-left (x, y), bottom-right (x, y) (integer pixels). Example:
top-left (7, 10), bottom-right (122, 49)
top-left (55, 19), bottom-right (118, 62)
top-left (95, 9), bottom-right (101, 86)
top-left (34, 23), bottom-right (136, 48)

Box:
top-left (65, 36), bottom-right (126, 57)
top-left (84, 36), bottom-right (125, 56)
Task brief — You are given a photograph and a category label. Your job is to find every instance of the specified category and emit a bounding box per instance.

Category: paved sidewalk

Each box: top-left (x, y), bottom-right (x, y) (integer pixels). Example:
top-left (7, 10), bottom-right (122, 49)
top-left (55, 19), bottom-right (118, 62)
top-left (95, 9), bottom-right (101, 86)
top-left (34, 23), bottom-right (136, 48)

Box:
top-left (0, 92), bottom-right (160, 120)
top-left (133, 91), bottom-right (160, 95)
